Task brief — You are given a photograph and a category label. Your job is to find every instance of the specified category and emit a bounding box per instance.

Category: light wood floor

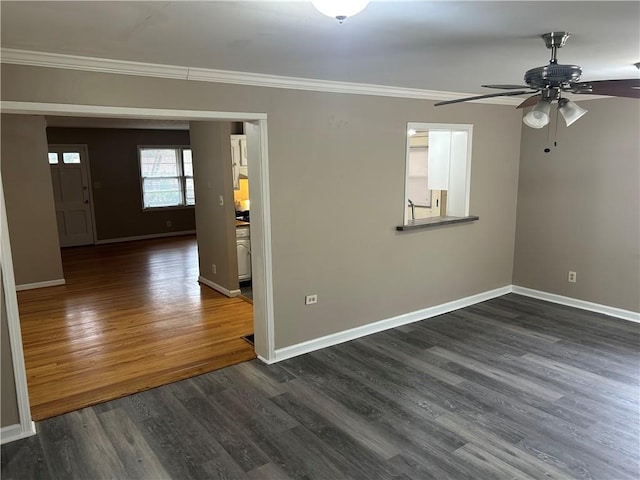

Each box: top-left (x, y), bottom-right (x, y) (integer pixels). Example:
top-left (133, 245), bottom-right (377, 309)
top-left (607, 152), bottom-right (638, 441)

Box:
top-left (17, 235), bottom-right (255, 421)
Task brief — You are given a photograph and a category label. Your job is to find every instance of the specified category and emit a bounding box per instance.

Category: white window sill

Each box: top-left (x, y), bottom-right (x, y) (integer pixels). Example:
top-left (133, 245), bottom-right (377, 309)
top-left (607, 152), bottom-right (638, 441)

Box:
top-left (142, 205), bottom-right (195, 212)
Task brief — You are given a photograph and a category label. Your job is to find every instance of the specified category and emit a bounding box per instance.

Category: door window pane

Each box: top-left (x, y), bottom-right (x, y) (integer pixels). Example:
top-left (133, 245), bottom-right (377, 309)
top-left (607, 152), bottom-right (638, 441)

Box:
top-left (63, 152), bottom-right (81, 164)
top-left (48, 153), bottom-right (59, 164)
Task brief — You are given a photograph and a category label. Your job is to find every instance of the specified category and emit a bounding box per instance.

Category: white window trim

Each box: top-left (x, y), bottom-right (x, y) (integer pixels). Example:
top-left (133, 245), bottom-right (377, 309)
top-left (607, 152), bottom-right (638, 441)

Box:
top-left (138, 145), bottom-right (194, 210)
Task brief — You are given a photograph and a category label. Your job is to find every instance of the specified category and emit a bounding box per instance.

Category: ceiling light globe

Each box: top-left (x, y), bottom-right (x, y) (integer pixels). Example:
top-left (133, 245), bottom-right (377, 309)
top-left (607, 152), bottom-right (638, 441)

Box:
top-left (312, 0), bottom-right (370, 22)
top-left (523, 100), bottom-right (552, 129)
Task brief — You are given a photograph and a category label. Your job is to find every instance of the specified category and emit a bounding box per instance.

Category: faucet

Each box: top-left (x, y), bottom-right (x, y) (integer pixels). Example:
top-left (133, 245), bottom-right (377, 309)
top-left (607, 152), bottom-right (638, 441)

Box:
top-left (408, 199), bottom-right (416, 220)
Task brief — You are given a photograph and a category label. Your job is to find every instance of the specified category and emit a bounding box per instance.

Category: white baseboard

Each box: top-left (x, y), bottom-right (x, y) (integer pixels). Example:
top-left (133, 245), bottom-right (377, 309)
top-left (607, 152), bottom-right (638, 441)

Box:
top-left (15, 278), bottom-right (65, 291)
top-left (95, 230), bottom-right (196, 245)
top-left (198, 276), bottom-right (241, 298)
top-left (0, 421), bottom-right (36, 445)
top-left (256, 354), bottom-right (274, 365)
top-left (271, 285), bottom-right (513, 363)
top-left (512, 286), bottom-right (640, 323)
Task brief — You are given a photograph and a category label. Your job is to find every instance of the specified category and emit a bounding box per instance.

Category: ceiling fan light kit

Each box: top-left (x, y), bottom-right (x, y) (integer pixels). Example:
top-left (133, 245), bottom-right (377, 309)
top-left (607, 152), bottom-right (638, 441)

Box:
top-left (558, 98), bottom-right (589, 127)
top-left (523, 99), bottom-right (552, 129)
top-left (434, 31), bottom-right (639, 129)
top-left (311, 0), bottom-right (370, 23)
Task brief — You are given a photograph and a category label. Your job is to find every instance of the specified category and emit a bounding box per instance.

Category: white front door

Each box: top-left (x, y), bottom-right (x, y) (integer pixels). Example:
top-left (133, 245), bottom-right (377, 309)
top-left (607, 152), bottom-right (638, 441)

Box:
top-left (48, 145), bottom-right (95, 247)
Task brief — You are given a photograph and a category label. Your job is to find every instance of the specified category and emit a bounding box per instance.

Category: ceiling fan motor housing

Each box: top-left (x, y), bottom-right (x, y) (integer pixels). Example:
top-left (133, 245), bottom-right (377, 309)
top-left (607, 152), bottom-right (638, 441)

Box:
top-left (525, 64), bottom-right (583, 89)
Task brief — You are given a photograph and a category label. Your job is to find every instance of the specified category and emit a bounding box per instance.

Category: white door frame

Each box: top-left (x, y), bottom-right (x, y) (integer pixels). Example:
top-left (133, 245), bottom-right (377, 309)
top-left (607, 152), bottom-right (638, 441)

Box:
top-left (0, 174), bottom-right (36, 444)
top-left (0, 101), bottom-right (277, 440)
top-left (48, 143), bottom-right (97, 245)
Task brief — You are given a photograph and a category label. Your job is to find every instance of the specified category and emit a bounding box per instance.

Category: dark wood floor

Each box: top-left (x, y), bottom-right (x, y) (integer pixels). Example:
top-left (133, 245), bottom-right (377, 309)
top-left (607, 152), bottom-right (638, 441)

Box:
top-left (17, 235), bottom-right (255, 420)
top-left (3, 294), bottom-right (639, 479)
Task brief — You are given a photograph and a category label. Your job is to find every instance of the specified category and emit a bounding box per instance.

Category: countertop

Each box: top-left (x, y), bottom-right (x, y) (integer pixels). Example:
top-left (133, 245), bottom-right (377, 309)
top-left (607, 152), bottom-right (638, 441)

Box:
top-left (236, 220), bottom-right (250, 228)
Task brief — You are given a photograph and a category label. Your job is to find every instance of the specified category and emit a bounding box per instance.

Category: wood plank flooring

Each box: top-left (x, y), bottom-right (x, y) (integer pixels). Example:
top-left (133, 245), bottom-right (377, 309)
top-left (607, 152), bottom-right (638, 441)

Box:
top-left (16, 235), bottom-right (255, 421)
top-left (3, 294), bottom-right (638, 479)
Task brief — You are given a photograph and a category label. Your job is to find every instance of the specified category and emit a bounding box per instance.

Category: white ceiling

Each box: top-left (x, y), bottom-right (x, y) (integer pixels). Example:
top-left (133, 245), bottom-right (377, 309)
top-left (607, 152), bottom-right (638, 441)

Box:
top-left (1, 1), bottom-right (639, 95)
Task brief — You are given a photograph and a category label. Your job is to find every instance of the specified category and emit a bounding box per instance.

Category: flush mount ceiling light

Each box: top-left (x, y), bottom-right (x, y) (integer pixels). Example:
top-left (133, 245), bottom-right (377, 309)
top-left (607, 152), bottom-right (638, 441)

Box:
top-left (312, 0), bottom-right (370, 23)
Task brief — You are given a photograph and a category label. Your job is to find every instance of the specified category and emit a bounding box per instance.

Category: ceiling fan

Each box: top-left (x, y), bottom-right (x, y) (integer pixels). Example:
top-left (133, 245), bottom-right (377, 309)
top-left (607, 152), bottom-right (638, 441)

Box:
top-left (434, 32), bottom-right (640, 128)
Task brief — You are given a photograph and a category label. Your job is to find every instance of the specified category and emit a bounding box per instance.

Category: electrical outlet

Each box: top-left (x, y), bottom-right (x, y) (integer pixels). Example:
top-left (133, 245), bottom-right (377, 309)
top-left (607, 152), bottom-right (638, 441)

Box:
top-left (166, 220), bottom-right (172, 228)
top-left (568, 271), bottom-right (577, 283)
top-left (218, 195), bottom-right (224, 206)
top-left (212, 264), bottom-right (217, 274)
top-left (305, 294), bottom-right (318, 305)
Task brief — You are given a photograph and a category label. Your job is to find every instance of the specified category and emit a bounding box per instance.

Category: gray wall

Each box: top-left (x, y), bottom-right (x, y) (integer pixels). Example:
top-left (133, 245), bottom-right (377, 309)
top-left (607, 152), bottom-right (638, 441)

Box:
top-left (514, 98), bottom-right (640, 312)
top-left (190, 121), bottom-right (239, 292)
top-left (1, 275), bottom-right (20, 428)
top-left (1, 114), bottom-right (64, 286)
top-left (1, 64), bottom-right (522, 350)
top-left (46, 127), bottom-right (195, 241)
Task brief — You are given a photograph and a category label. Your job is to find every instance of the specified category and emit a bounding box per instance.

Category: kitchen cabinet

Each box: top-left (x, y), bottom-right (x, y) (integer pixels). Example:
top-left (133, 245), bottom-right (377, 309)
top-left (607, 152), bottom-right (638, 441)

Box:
top-left (231, 134), bottom-right (248, 190)
top-left (236, 225), bottom-right (251, 281)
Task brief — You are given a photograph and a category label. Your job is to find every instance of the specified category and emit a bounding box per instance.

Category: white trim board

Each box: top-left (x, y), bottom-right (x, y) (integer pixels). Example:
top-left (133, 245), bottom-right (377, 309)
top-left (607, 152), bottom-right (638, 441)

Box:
top-left (0, 48), bottom-right (523, 106)
top-left (16, 279), bottom-right (65, 291)
top-left (198, 276), bottom-right (241, 298)
top-left (95, 230), bottom-right (196, 245)
top-left (0, 422), bottom-right (36, 445)
top-left (268, 286), bottom-right (513, 364)
top-left (0, 422), bottom-right (37, 445)
top-left (0, 101), bottom-right (266, 121)
top-left (0, 176), bottom-right (35, 443)
top-left (512, 286), bottom-right (640, 323)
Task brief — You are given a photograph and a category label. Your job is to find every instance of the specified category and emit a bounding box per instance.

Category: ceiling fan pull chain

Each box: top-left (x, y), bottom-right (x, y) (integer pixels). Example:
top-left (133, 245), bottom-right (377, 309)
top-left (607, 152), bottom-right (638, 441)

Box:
top-left (544, 118), bottom-right (552, 153)
top-left (554, 108), bottom-right (560, 147)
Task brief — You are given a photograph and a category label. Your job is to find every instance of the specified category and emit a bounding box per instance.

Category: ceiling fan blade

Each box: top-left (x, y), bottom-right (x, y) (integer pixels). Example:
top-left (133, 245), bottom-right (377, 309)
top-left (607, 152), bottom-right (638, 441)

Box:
top-left (571, 79), bottom-right (640, 99)
top-left (434, 90), bottom-right (536, 106)
top-left (516, 94), bottom-right (541, 109)
top-left (482, 84), bottom-right (531, 90)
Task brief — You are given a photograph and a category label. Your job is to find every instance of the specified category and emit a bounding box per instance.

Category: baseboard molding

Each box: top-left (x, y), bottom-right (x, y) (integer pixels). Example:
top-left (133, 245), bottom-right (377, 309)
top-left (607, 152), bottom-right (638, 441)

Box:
top-left (512, 286), bottom-right (640, 323)
top-left (256, 354), bottom-right (274, 365)
top-left (95, 230), bottom-right (196, 245)
top-left (271, 285), bottom-right (513, 363)
top-left (1, 421), bottom-right (36, 445)
top-left (198, 276), bottom-right (241, 298)
top-left (15, 279), bottom-right (65, 291)
top-left (262, 284), bottom-right (639, 366)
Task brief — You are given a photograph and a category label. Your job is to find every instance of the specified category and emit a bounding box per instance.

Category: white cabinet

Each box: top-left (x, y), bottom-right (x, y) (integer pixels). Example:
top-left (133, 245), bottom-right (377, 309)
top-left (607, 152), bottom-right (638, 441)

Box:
top-left (230, 134), bottom-right (248, 190)
top-left (236, 226), bottom-right (251, 281)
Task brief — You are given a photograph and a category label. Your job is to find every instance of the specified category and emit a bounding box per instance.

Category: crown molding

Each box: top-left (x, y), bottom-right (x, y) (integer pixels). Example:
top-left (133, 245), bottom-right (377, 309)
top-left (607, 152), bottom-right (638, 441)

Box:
top-left (1, 48), bottom-right (522, 106)
top-left (1, 48), bottom-right (189, 79)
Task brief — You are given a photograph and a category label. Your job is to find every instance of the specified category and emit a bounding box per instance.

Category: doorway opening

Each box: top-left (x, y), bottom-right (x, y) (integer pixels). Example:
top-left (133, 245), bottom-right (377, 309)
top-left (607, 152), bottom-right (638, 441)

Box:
top-left (1, 102), bottom-right (274, 428)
